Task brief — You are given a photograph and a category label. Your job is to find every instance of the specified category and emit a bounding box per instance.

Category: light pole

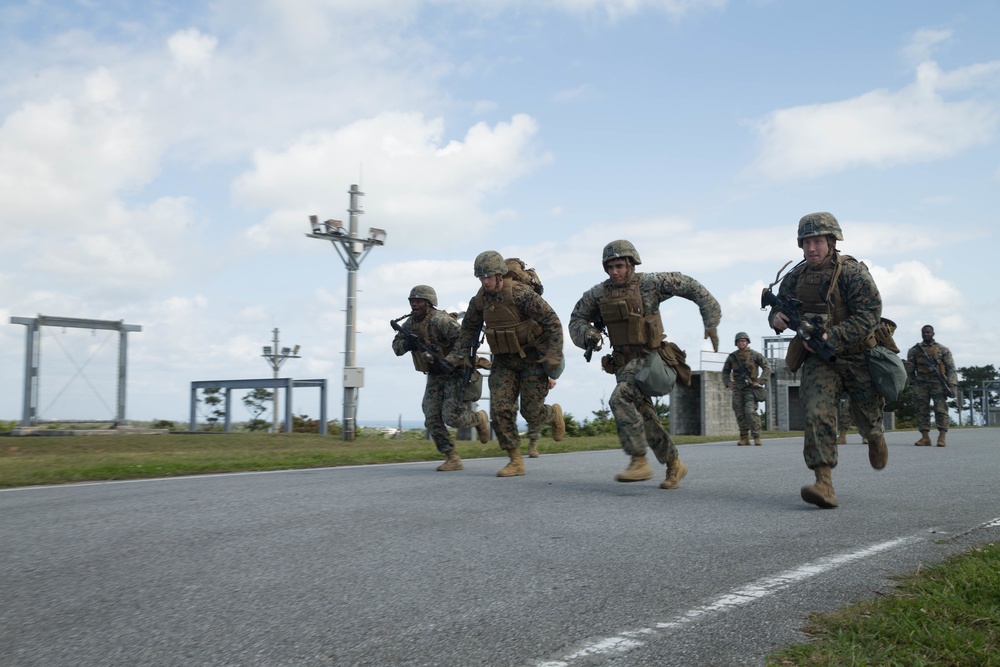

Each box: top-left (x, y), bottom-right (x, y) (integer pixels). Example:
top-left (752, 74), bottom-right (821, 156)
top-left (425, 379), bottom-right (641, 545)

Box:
top-left (306, 184), bottom-right (386, 441)
top-left (261, 328), bottom-right (300, 433)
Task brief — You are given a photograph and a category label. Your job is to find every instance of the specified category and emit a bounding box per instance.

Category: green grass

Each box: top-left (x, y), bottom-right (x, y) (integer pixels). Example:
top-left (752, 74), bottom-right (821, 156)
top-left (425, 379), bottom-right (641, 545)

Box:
top-left (768, 542), bottom-right (1000, 666)
top-left (0, 430), bottom-right (772, 488)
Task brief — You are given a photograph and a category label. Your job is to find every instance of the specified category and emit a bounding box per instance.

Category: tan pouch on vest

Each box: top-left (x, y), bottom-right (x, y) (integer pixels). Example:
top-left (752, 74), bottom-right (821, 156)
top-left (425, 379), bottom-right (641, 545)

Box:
top-left (786, 336), bottom-right (807, 373)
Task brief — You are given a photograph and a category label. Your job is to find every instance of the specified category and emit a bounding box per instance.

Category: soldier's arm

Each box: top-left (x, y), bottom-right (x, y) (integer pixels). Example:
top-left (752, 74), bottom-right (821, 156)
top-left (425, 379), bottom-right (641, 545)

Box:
top-left (391, 320), bottom-right (411, 356)
top-left (755, 351), bottom-right (772, 380)
top-left (516, 285), bottom-right (564, 367)
top-left (568, 285), bottom-right (603, 350)
top-left (943, 346), bottom-right (959, 386)
top-left (826, 262), bottom-right (882, 352)
top-left (721, 355), bottom-right (733, 384)
top-left (431, 310), bottom-right (462, 350)
top-left (444, 298), bottom-right (483, 367)
top-left (650, 272), bottom-right (722, 330)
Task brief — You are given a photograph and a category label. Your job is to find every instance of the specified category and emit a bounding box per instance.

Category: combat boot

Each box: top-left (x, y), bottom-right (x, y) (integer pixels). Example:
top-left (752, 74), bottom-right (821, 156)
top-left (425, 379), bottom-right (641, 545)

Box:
top-left (837, 430), bottom-right (847, 445)
top-left (936, 430), bottom-right (947, 447)
top-left (475, 410), bottom-right (490, 444)
top-left (615, 454), bottom-right (653, 482)
top-left (737, 432), bottom-right (750, 446)
top-left (800, 466), bottom-right (838, 509)
top-left (660, 459), bottom-right (688, 489)
top-left (868, 435), bottom-right (888, 470)
top-left (497, 449), bottom-right (525, 477)
top-left (914, 430), bottom-right (931, 446)
top-left (436, 449), bottom-right (463, 472)
top-left (551, 404), bottom-right (565, 442)
top-left (753, 436), bottom-right (762, 446)
top-left (527, 441), bottom-right (540, 458)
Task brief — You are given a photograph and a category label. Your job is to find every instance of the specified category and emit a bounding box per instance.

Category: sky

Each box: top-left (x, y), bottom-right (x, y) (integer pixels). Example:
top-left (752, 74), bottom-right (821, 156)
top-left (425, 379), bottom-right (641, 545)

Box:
top-left (2, 0), bottom-right (999, 428)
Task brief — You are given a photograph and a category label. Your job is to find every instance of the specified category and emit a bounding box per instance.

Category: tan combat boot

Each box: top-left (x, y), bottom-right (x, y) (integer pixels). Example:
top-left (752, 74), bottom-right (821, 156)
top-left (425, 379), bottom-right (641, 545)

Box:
top-left (753, 436), bottom-right (762, 446)
top-left (737, 432), bottom-right (750, 446)
top-left (869, 435), bottom-right (888, 470)
top-left (436, 449), bottom-right (463, 471)
top-left (475, 410), bottom-right (490, 444)
top-left (800, 466), bottom-right (838, 508)
top-left (497, 449), bottom-right (525, 477)
top-left (914, 431), bottom-right (931, 446)
top-left (527, 441), bottom-right (540, 458)
top-left (936, 430), bottom-right (947, 447)
top-left (551, 404), bottom-right (565, 442)
top-left (660, 459), bottom-right (688, 489)
top-left (615, 454), bottom-right (653, 482)
top-left (837, 430), bottom-right (847, 445)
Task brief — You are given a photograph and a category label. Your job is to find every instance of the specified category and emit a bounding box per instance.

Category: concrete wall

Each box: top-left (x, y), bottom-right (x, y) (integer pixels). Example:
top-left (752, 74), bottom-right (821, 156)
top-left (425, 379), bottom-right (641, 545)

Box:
top-left (670, 370), bottom-right (740, 436)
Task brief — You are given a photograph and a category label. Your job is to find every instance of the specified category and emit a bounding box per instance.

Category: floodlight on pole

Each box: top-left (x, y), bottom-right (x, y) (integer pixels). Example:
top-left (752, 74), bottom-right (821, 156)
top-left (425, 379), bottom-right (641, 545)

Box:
top-left (261, 327), bottom-right (300, 433)
top-left (306, 184), bottom-right (386, 441)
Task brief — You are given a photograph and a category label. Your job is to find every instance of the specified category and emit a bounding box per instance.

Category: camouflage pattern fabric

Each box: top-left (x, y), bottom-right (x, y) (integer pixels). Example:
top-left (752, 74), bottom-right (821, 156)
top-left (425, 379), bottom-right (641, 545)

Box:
top-left (392, 308), bottom-right (480, 453)
top-left (570, 271), bottom-right (721, 461)
top-left (722, 347), bottom-right (770, 437)
top-left (449, 281), bottom-right (564, 452)
top-left (838, 395), bottom-right (855, 431)
top-left (773, 253), bottom-right (884, 469)
top-left (906, 341), bottom-right (957, 432)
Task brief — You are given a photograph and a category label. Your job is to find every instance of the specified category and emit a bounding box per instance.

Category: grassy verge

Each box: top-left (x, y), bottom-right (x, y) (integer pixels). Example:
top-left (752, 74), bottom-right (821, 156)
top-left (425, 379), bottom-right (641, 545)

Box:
top-left (0, 431), bottom-right (784, 488)
top-left (768, 541), bottom-right (1000, 666)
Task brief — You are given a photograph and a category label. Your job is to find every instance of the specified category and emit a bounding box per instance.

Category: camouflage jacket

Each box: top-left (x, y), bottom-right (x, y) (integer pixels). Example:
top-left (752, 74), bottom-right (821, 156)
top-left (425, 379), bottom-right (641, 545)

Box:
top-left (906, 341), bottom-right (957, 386)
top-left (769, 252), bottom-right (881, 354)
top-left (391, 309), bottom-right (460, 359)
top-left (569, 271), bottom-right (721, 350)
top-left (447, 281), bottom-right (564, 372)
top-left (722, 348), bottom-right (771, 386)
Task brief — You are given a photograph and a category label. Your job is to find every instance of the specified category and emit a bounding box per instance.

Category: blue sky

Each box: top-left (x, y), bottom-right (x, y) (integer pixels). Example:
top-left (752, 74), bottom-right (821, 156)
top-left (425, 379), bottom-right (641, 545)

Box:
top-left (2, 0), bottom-right (998, 426)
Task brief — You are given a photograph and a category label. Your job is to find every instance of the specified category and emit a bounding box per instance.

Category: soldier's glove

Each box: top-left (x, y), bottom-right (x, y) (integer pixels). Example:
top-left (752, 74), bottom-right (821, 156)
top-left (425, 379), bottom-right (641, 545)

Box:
top-left (475, 356), bottom-right (492, 371)
top-left (705, 327), bottom-right (719, 353)
top-left (585, 329), bottom-right (603, 352)
top-left (401, 337), bottom-right (417, 352)
top-left (540, 355), bottom-right (562, 377)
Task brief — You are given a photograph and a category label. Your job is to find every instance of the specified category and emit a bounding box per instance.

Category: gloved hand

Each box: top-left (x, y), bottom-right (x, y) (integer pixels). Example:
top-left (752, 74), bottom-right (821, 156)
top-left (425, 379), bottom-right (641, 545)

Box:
top-left (705, 327), bottom-right (719, 353)
top-left (585, 329), bottom-right (603, 352)
top-left (401, 336), bottom-right (417, 352)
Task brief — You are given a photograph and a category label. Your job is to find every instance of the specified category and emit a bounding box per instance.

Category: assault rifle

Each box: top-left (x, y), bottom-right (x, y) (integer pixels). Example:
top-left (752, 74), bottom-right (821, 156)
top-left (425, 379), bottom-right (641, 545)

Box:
top-left (917, 344), bottom-right (955, 397)
top-left (760, 289), bottom-right (838, 363)
top-left (390, 315), bottom-right (455, 376)
top-left (464, 321), bottom-right (485, 386)
top-left (584, 316), bottom-right (606, 363)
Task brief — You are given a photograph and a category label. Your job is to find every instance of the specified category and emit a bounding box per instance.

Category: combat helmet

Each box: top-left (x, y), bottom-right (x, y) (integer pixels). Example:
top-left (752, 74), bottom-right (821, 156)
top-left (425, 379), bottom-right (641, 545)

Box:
top-left (797, 212), bottom-right (843, 248)
top-left (734, 332), bottom-right (750, 344)
top-left (408, 285), bottom-right (438, 308)
top-left (602, 240), bottom-right (642, 266)
top-left (474, 250), bottom-right (507, 278)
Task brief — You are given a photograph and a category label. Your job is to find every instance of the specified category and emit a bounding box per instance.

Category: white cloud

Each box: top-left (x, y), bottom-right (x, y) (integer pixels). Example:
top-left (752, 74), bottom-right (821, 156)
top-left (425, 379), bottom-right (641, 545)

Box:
top-left (902, 28), bottom-right (951, 65)
top-left (167, 28), bottom-right (218, 72)
top-left (232, 112), bottom-right (552, 249)
top-left (747, 59), bottom-right (1000, 180)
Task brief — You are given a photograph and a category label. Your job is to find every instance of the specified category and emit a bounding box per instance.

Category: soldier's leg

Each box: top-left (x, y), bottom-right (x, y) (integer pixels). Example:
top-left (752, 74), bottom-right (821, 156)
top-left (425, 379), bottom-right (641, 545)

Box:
top-left (442, 377), bottom-right (479, 430)
top-left (421, 376), bottom-right (454, 454)
top-left (640, 396), bottom-right (676, 465)
top-left (842, 354), bottom-right (887, 469)
top-left (930, 389), bottom-right (949, 432)
top-left (743, 390), bottom-right (762, 438)
top-left (518, 370), bottom-right (553, 427)
top-left (731, 389), bottom-right (748, 437)
top-left (800, 356), bottom-right (841, 470)
top-left (488, 362), bottom-right (521, 451)
top-left (913, 383), bottom-right (932, 433)
top-left (609, 375), bottom-right (649, 456)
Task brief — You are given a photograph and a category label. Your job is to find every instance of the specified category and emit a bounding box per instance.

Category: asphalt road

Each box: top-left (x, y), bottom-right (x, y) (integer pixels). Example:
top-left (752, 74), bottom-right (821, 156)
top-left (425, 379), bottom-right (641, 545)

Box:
top-left (2, 429), bottom-right (998, 667)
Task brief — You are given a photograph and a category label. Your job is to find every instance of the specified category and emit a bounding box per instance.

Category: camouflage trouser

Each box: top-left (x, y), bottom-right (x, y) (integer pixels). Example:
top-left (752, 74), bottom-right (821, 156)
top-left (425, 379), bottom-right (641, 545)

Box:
top-left (731, 386), bottom-right (760, 437)
top-left (913, 380), bottom-right (950, 432)
top-left (838, 395), bottom-right (855, 430)
top-left (800, 351), bottom-right (884, 469)
top-left (489, 355), bottom-right (556, 452)
top-left (525, 421), bottom-right (542, 442)
top-left (422, 373), bottom-right (480, 454)
top-left (609, 356), bottom-right (677, 465)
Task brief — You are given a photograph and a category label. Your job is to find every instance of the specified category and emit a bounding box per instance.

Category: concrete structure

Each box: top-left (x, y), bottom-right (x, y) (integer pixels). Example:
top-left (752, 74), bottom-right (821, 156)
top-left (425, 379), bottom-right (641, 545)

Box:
top-left (189, 378), bottom-right (329, 434)
top-left (670, 370), bottom-right (740, 436)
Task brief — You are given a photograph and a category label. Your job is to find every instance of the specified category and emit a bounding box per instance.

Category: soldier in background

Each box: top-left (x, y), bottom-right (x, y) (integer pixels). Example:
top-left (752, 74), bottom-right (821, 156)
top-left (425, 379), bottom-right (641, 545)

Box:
top-left (570, 240), bottom-right (721, 490)
top-left (722, 332), bottom-right (771, 446)
top-left (766, 213), bottom-right (888, 509)
top-left (906, 325), bottom-right (957, 447)
top-left (446, 251), bottom-right (565, 477)
top-left (391, 285), bottom-right (490, 472)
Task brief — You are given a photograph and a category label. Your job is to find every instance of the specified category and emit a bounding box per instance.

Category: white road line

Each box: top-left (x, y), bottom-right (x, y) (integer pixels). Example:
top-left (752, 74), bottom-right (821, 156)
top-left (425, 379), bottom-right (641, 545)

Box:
top-left (535, 535), bottom-right (917, 667)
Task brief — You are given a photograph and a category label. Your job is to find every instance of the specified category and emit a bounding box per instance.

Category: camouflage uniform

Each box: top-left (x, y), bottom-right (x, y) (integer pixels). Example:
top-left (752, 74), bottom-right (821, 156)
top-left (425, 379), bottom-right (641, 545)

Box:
top-left (769, 238), bottom-right (884, 470)
top-left (392, 306), bottom-right (481, 454)
top-left (570, 270), bottom-right (721, 467)
top-left (906, 336), bottom-right (957, 435)
top-left (722, 342), bottom-right (771, 441)
top-left (448, 273), bottom-right (564, 455)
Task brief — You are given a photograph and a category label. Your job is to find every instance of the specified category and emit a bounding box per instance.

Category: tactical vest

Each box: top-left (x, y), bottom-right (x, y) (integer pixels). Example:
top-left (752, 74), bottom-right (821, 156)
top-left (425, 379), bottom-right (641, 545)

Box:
top-left (792, 252), bottom-right (875, 355)
top-left (408, 312), bottom-right (454, 373)
top-left (915, 343), bottom-right (945, 376)
top-left (734, 349), bottom-right (759, 380)
top-left (598, 274), bottom-right (664, 360)
top-left (475, 280), bottom-right (543, 358)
